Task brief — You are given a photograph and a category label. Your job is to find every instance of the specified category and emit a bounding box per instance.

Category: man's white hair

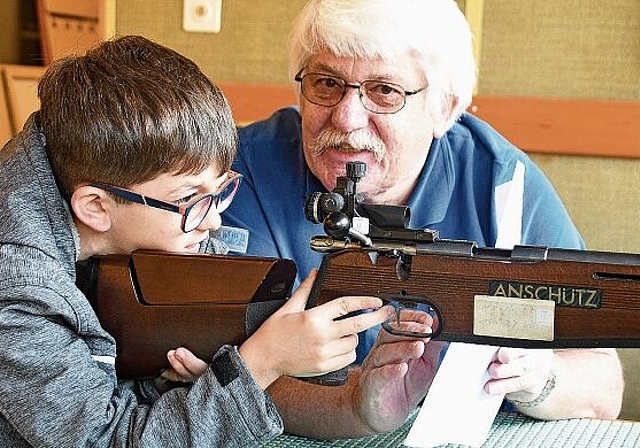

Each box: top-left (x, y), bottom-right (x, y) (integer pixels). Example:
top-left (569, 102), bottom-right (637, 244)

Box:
top-left (289, 0), bottom-right (477, 128)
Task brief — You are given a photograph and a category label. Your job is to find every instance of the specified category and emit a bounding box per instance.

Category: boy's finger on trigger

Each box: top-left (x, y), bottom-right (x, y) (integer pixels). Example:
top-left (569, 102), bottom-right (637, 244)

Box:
top-left (331, 296), bottom-right (384, 318)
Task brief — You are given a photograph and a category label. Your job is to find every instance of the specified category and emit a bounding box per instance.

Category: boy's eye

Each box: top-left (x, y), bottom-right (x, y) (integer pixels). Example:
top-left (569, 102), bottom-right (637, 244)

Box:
top-left (174, 193), bottom-right (198, 205)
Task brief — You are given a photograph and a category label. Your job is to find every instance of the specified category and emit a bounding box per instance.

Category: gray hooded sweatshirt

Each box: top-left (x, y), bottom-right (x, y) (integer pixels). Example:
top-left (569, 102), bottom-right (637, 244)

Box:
top-left (0, 114), bottom-right (283, 447)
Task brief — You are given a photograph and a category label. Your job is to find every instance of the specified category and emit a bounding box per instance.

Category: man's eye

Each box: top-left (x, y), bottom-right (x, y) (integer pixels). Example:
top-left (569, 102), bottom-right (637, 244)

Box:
top-left (316, 77), bottom-right (340, 89)
top-left (323, 78), bottom-right (338, 87)
top-left (372, 83), bottom-right (401, 96)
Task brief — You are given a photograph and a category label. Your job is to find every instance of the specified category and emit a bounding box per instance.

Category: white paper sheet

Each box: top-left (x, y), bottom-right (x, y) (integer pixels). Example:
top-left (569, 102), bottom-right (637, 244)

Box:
top-left (404, 342), bottom-right (504, 448)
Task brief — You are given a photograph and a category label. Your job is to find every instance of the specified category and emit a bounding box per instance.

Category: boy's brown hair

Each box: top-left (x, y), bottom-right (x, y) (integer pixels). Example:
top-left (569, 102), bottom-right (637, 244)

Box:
top-left (38, 35), bottom-right (237, 200)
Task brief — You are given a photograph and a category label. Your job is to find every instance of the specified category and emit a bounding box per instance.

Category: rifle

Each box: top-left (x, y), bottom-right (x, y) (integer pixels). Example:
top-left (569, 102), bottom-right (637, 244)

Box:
top-left (77, 251), bottom-right (296, 379)
top-left (304, 161), bottom-right (640, 384)
top-left (78, 162), bottom-right (640, 384)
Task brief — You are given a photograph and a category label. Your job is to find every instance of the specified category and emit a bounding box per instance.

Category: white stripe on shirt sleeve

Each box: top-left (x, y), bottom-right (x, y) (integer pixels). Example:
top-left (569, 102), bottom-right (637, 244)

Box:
top-left (494, 160), bottom-right (525, 249)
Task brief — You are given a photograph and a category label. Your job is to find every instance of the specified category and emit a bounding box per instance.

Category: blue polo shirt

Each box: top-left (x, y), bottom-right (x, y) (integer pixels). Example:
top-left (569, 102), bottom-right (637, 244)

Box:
top-left (224, 107), bottom-right (584, 362)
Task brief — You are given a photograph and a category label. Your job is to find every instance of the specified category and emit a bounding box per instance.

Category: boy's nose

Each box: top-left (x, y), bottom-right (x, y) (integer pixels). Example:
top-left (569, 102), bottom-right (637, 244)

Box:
top-left (198, 206), bottom-right (222, 232)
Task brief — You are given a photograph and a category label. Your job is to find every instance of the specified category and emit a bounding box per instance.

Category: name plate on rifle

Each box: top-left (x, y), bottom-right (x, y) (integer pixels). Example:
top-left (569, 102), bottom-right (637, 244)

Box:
top-left (473, 295), bottom-right (555, 341)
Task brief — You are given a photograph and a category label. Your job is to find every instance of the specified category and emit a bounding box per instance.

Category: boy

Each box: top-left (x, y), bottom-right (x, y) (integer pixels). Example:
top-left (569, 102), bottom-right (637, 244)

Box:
top-left (0, 36), bottom-right (390, 447)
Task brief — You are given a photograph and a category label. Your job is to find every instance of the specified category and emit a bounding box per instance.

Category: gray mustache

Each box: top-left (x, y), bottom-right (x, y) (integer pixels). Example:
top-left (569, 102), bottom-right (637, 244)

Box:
top-left (312, 129), bottom-right (386, 161)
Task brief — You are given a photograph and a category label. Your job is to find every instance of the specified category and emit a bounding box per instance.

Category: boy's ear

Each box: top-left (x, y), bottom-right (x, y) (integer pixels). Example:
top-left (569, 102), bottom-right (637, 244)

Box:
top-left (70, 186), bottom-right (113, 233)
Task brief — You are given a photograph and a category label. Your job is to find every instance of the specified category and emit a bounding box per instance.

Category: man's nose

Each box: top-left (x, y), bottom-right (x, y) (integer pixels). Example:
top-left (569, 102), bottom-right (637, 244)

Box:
top-left (331, 86), bottom-right (370, 132)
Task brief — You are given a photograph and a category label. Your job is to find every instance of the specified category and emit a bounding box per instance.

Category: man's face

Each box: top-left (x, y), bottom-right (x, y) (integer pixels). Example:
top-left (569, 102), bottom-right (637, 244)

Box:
top-left (104, 166), bottom-right (227, 254)
top-left (300, 52), bottom-right (437, 205)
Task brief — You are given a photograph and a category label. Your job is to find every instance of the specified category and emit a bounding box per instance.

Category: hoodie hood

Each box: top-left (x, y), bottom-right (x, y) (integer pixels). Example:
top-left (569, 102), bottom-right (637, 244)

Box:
top-left (0, 113), bottom-right (79, 275)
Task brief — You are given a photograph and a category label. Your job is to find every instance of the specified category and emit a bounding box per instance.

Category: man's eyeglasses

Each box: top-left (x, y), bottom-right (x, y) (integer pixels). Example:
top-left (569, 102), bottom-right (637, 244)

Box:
top-left (294, 70), bottom-right (428, 114)
top-left (90, 170), bottom-right (242, 233)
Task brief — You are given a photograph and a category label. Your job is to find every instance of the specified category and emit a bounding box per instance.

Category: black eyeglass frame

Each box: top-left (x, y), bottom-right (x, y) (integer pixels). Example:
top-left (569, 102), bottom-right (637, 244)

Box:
top-left (90, 170), bottom-right (242, 233)
top-left (294, 69), bottom-right (429, 114)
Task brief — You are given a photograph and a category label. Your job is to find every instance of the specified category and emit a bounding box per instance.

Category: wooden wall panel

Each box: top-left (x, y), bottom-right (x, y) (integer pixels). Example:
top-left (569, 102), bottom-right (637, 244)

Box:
top-left (470, 96), bottom-right (640, 158)
top-left (1, 64), bottom-right (44, 135)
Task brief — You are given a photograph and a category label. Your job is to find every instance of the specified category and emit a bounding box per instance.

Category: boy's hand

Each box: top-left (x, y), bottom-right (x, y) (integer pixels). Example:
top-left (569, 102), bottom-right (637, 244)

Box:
top-left (161, 347), bottom-right (209, 383)
top-left (239, 270), bottom-right (394, 389)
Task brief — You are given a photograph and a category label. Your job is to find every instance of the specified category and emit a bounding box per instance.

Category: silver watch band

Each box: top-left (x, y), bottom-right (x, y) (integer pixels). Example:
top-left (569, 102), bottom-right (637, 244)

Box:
top-left (509, 372), bottom-right (557, 408)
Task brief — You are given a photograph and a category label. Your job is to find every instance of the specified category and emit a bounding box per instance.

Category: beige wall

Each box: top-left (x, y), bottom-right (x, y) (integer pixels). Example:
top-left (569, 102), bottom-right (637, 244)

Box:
top-left (116, 0), bottom-right (306, 84)
top-left (480, 0), bottom-right (640, 100)
top-left (532, 154), bottom-right (640, 253)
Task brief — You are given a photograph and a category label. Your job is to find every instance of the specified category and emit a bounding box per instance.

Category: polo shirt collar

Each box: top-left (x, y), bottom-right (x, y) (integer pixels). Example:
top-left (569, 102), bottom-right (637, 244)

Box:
top-left (407, 136), bottom-right (455, 229)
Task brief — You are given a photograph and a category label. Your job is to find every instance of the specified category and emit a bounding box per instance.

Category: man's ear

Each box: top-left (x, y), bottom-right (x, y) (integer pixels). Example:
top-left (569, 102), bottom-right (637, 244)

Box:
top-left (432, 93), bottom-right (459, 138)
top-left (70, 186), bottom-right (113, 233)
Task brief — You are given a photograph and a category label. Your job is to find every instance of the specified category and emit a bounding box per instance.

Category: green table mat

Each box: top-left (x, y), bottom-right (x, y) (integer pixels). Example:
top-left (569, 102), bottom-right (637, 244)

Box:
top-left (265, 411), bottom-right (640, 447)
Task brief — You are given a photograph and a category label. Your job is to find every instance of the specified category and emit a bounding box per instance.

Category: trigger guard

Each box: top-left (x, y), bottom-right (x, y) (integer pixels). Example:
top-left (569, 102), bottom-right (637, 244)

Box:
top-left (380, 293), bottom-right (444, 340)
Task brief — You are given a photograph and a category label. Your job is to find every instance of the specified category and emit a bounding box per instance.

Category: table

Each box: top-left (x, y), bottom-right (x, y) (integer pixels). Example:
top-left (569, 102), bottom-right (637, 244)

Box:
top-left (265, 410), bottom-right (640, 447)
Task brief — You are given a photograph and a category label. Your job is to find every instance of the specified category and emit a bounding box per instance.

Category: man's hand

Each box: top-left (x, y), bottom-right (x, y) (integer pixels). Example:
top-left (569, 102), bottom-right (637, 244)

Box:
top-left (484, 347), bottom-right (554, 403)
top-left (356, 309), bottom-right (445, 433)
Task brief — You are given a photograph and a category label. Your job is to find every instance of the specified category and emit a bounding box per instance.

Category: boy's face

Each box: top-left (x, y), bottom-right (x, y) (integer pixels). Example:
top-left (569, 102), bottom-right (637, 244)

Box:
top-left (102, 166), bottom-right (226, 255)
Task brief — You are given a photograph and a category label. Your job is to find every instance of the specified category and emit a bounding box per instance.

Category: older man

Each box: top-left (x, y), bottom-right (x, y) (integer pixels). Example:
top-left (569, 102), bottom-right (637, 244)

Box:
top-left (224, 0), bottom-right (623, 438)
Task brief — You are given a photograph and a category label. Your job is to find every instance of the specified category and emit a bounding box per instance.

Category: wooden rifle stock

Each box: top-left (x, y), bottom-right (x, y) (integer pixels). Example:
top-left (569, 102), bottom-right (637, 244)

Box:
top-left (77, 250), bottom-right (296, 379)
top-left (308, 242), bottom-right (640, 348)
top-left (303, 162), bottom-right (640, 386)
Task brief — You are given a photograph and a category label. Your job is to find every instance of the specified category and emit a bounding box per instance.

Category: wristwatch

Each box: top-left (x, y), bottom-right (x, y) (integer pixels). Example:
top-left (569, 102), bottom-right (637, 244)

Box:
top-left (509, 372), bottom-right (557, 408)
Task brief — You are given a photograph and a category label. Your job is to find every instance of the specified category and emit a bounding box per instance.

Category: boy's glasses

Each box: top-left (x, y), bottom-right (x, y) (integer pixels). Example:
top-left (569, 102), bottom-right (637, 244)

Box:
top-left (90, 170), bottom-right (242, 233)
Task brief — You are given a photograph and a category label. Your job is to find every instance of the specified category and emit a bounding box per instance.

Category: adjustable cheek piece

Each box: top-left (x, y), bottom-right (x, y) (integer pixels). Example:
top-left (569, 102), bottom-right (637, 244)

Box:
top-left (380, 292), bottom-right (444, 339)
